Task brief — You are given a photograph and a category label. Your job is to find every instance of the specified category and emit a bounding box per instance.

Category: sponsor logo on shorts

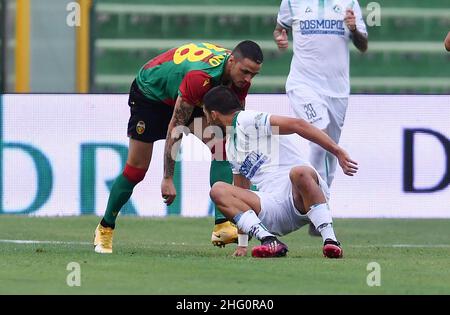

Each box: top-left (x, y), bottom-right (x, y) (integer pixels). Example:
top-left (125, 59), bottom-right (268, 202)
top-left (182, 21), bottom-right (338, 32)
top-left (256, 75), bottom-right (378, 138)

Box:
top-left (136, 121), bottom-right (146, 135)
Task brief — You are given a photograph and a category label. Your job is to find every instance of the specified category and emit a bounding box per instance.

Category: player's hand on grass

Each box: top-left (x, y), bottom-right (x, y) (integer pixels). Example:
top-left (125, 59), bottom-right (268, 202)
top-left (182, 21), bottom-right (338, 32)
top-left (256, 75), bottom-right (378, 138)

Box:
top-left (161, 177), bottom-right (177, 205)
top-left (232, 246), bottom-right (248, 257)
top-left (336, 148), bottom-right (358, 176)
top-left (274, 29), bottom-right (289, 50)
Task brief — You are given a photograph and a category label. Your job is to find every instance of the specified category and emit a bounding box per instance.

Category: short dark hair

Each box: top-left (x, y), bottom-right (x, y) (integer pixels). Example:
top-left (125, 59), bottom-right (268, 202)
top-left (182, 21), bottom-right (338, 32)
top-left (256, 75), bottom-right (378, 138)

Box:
top-left (232, 40), bottom-right (264, 64)
top-left (204, 86), bottom-right (242, 115)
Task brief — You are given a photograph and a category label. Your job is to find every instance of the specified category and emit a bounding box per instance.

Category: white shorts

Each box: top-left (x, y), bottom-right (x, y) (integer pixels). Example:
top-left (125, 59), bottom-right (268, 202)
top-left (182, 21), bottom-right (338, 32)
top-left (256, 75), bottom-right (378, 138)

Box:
top-left (287, 85), bottom-right (348, 131)
top-left (254, 169), bottom-right (330, 236)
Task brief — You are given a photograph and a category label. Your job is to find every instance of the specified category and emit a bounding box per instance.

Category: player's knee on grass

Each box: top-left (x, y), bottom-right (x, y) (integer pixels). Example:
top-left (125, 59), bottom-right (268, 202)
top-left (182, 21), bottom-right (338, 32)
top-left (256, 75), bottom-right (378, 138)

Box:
top-left (210, 182), bottom-right (231, 204)
top-left (289, 167), bottom-right (320, 195)
top-left (123, 163), bottom-right (147, 184)
top-left (289, 166), bottom-right (317, 187)
top-left (210, 182), bottom-right (236, 220)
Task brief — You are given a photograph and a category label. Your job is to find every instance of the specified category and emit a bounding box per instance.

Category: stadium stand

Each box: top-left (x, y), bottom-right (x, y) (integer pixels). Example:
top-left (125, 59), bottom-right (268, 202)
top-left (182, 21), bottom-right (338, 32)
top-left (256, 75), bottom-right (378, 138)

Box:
top-left (92, 0), bottom-right (450, 94)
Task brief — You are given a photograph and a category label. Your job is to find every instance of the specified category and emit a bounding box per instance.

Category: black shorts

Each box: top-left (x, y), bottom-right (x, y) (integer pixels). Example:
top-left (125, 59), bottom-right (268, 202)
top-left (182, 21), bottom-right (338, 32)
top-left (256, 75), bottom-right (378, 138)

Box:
top-left (127, 80), bottom-right (204, 143)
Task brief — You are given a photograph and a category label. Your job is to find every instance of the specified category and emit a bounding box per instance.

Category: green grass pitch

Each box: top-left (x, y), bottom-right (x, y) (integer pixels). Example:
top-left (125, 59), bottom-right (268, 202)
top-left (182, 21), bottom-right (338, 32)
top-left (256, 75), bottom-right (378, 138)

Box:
top-left (0, 216), bottom-right (449, 294)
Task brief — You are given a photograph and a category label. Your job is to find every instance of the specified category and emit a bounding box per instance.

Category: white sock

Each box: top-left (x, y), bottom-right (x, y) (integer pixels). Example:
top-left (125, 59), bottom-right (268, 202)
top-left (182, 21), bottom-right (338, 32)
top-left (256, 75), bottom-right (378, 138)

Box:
top-left (233, 210), bottom-right (274, 241)
top-left (307, 203), bottom-right (337, 242)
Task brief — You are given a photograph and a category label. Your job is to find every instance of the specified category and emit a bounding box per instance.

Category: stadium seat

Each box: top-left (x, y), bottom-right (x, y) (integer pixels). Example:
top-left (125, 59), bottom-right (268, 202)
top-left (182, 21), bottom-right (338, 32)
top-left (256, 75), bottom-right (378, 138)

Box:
top-left (92, 0), bottom-right (450, 94)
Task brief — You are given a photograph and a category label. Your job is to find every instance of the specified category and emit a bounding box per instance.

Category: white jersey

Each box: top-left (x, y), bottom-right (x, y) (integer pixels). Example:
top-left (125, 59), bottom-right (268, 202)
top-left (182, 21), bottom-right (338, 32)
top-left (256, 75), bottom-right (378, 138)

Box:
top-left (226, 110), bottom-right (311, 193)
top-left (277, 0), bottom-right (367, 97)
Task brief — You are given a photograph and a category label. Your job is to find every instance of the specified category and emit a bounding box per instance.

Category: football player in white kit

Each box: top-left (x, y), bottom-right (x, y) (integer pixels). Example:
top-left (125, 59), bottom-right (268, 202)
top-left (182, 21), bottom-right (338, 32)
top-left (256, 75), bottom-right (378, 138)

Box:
top-left (203, 86), bottom-right (358, 258)
top-left (274, 0), bottom-right (368, 235)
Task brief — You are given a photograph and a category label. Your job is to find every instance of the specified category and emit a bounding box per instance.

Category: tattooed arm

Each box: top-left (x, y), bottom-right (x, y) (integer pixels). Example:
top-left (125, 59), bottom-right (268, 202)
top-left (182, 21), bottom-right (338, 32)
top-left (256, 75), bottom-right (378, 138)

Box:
top-left (350, 28), bottom-right (368, 53)
top-left (345, 9), bottom-right (368, 53)
top-left (161, 96), bottom-right (194, 205)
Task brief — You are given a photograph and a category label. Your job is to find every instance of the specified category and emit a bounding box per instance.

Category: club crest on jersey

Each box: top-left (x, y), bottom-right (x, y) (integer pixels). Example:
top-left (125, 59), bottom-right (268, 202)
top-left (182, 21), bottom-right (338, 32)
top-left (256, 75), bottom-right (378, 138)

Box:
top-left (305, 6), bottom-right (312, 13)
top-left (333, 4), bottom-right (342, 13)
top-left (136, 121), bottom-right (146, 135)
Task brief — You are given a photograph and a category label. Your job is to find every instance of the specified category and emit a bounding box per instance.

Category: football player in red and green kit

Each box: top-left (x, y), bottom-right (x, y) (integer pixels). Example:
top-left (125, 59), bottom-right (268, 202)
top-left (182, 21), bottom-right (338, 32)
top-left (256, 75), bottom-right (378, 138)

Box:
top-left (94, 40), bottom-right (263, 253)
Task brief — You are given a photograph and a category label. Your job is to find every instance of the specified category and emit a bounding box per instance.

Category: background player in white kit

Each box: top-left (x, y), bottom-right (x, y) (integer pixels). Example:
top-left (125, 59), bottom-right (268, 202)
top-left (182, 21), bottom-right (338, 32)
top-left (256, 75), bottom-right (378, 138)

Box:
top-left (203, 86), bottom-right (358, 258)
top-left (273, 0), bottom-right (368, 235)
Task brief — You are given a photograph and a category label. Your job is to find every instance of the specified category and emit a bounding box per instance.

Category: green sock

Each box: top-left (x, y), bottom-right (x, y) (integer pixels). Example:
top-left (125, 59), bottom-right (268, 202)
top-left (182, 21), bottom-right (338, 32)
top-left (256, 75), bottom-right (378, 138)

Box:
top-left (103, 174), bottom-right (137, 225)
top-left (210, 160), bottom-right (233, 223)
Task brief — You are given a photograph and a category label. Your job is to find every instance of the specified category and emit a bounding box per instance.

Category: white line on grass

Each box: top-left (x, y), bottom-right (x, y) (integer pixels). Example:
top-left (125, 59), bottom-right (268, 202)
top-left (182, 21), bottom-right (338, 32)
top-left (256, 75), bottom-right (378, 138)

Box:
top-left (0, 239), bottom-right (90, 245)
top-left (390, 244), bottom-right (450, 248)
top-left (1, 240), bottom-right (449, 249)
top-left (345, 244), bottom-right (450, 249)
